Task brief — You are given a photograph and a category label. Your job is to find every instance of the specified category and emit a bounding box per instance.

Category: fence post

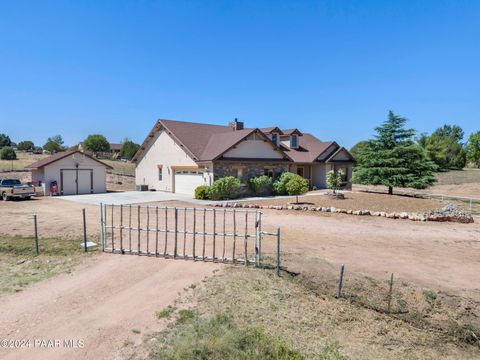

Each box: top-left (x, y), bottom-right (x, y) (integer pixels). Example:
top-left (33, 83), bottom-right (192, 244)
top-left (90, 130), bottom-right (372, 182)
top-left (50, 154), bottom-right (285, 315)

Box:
top-left (276, 227), bottom-right (281, 276)
top-left (83, 208), bottom-right (87, 253)
top-left (100, 203), bottom-right (105, 251)
top-left (174, 207), bottom-right (178, 258)
top-left (33, 214), bottom-right (39, 255)
top-left (470, 199), bottom-right (473, 214)
top-left (387, 273), bottom-right (394, 313)
top-left (336, 264), bottom-right (345, 298)
top-left (254, 211), bottom-right (261, 267)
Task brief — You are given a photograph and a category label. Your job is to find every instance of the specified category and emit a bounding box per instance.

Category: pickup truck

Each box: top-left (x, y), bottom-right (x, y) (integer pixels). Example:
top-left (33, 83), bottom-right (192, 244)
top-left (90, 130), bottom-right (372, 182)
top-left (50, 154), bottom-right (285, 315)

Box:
top-left (0, 179), bottom-right (36, 201)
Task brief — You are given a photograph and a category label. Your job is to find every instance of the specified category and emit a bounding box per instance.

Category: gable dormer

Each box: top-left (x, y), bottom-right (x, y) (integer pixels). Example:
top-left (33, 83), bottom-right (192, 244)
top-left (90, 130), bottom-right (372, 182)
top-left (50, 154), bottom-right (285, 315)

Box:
top-left (281, 129), bottom-right (303, 149)
top-left (260, 127), bottom-right (283, 147)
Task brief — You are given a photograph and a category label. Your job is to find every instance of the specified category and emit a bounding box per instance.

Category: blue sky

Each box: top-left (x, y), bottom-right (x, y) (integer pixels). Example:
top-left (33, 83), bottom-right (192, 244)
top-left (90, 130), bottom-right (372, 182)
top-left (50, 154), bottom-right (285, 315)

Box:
top-left (1, 0), bottom-right (479, 148)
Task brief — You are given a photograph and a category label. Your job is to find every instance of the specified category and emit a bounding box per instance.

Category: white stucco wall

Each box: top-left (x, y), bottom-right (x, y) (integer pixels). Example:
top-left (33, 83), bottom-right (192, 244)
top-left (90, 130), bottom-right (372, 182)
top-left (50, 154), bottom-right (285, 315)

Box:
top-left (32, 154), bottom-right (107, 195)
top-left (135, 129), bottom-right (213, 192)
top-left (223, 139), bottom-right (283, 159)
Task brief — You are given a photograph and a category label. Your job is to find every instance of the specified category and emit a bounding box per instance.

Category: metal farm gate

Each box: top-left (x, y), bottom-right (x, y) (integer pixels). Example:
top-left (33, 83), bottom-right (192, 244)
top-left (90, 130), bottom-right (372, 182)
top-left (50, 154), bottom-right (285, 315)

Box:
top-left (99, 204), bottom-right (263, 265)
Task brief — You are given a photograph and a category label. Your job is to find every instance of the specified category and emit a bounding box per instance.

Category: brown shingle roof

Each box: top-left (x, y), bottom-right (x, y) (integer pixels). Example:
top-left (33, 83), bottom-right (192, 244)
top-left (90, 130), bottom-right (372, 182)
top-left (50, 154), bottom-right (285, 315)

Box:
top-left (26, 150), bottom-right (113, 170)
top-left (260, 127), bottom-right (284, 135)
top-left (133, 118), bottom-right (345, 164)
top-left (281, 134), bottom-right (335, 163)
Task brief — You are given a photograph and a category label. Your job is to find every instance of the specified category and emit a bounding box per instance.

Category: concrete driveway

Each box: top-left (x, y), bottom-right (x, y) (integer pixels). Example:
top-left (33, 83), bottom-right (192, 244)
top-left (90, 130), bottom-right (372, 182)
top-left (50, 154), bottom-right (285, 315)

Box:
top-left (55, 191), bottom-right (205, 205)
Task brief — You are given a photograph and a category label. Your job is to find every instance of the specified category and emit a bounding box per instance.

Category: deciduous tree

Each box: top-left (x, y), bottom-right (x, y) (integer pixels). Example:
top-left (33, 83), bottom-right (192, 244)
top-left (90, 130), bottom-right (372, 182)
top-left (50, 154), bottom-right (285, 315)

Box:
top-left (43, 135), bottom-right (65, 154)
top-left (83, 134), bottom-right (110, 157)
top-left (466, 131), bottom-right (480, 168)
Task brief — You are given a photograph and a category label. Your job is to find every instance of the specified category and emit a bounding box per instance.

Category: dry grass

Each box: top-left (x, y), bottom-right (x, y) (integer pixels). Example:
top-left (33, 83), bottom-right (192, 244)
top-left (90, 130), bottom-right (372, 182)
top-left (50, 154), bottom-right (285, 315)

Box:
top-left (138, 266), bottom-right (479, 360)
top-left (0, 151), bottom-right (49, 172)
top-left (435, 169), bottom-right (480, 186)
top-left (102, 159), bottom-right (135, 176)
top-left (245, 191), bottom-right (442, 213)
top-left (0, 235), bottom-right (98, 295)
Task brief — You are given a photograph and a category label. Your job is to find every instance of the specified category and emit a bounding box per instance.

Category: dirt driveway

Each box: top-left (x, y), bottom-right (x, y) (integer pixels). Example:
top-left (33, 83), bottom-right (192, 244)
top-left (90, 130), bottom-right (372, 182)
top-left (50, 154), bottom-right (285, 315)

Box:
top-left (2, 197), bottom-right (480, 301)
top-left (0, 254), bottom-right (219, 360)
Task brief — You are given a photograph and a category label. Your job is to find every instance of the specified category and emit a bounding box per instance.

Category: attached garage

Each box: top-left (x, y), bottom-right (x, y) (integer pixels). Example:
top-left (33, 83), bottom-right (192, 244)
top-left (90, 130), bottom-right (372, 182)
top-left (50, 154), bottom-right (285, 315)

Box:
top-left (26, 150), bottom-right (113, 196)
top-left (173, 168), bottom-right (207, 195)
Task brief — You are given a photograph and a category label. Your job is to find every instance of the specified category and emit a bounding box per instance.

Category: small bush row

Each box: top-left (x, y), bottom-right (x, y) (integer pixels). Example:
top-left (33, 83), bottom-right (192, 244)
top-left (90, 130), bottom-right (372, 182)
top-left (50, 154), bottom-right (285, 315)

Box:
top-left (195, 172), bottom-right (309, 201)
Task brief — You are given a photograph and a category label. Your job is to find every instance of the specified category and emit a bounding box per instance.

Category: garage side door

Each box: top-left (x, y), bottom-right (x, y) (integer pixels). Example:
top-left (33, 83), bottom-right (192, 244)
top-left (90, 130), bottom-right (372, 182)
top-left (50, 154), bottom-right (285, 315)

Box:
top-left (61, 170), bottom-right (76, 195)
top-left (77, 169), bottom-right (93, 194)
top-left (174, 170), bottom-right (206, 195)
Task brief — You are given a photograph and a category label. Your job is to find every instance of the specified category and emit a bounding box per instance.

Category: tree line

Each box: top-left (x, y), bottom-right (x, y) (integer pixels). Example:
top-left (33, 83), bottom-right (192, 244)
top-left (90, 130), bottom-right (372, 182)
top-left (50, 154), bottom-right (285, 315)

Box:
top-left (351, 111), bottom-right (480, 194)
top-left (0, 133), bottom-right (140, 161)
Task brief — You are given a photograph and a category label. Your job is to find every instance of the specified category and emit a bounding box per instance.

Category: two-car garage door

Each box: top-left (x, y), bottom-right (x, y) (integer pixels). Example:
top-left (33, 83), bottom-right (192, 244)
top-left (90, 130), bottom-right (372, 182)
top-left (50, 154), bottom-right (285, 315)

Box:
top-left (174, 169), bottom-right (206, 195)
top-left (60, 169), bottom-right (93, 195)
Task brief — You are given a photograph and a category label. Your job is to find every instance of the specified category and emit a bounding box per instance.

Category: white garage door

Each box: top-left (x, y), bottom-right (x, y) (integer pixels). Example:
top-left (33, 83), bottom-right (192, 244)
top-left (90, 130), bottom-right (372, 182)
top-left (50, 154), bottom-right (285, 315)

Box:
top-left (60, 169), bottom-right (93, 195)
top-left (174, 170), bottom-right (206, 195)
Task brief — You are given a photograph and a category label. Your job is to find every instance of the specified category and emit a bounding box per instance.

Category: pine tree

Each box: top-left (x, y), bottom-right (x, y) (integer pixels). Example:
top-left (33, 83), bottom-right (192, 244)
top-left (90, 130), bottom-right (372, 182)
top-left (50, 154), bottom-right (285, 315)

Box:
top-left (353, 111), bottom-right (437, 194)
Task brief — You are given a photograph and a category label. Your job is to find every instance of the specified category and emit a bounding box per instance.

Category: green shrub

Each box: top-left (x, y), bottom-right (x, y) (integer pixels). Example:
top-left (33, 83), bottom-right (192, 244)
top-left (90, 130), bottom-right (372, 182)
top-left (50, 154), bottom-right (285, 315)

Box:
top-left (210, 176), bottom-right (241, 200)
top-left (195, 185), bottom-right (211, 200)
top-left (285, 175), bottom-right (309, 203)
top-left (156, 305), bottom-right (177, 319)
top-left (0, 147), bottom-right (17, 160)
top-left (273, 172), bottom-right (298, 195)
top-left (249, 175), bottom-right (273, 196)
top-left (326, 169), bottom-right (345, 194)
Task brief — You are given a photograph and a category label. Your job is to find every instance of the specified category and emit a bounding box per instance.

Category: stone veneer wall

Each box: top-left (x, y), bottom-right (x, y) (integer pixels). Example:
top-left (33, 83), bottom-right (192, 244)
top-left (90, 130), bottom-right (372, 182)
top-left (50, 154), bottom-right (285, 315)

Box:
top-left (213, 161), bottom-right (289, 183)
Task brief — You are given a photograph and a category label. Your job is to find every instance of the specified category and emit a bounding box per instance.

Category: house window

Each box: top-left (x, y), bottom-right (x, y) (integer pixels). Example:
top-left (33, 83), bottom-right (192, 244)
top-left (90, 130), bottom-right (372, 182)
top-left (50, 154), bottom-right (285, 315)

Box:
top-left (264, 167), bottom-right (274, 178)
top-left (290, 135), bottom-right (298, 148)
top-left (271, 133), bottom-right (278, 145)
top-left (232, 166), bottom-right (245, 181)
top-left (158, 166), bottom-right (163, 181)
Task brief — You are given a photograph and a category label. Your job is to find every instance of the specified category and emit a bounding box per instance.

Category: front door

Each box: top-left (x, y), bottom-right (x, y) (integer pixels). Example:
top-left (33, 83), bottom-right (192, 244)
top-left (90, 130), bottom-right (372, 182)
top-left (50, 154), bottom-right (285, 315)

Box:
top-left (296, 166), bottom-right (304, 177)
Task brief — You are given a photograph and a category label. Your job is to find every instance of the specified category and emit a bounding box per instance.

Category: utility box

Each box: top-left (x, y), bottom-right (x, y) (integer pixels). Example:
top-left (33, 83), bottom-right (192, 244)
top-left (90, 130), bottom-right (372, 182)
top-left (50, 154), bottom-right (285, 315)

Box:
top-left (136, 184), bottom-right (149, 191)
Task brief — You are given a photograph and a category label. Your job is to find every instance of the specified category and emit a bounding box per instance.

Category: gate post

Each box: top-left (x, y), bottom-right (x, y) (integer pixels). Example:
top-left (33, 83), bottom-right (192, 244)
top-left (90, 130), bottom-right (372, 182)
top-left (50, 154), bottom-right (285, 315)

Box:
top-left (100, 203), bottom-right (105, 252)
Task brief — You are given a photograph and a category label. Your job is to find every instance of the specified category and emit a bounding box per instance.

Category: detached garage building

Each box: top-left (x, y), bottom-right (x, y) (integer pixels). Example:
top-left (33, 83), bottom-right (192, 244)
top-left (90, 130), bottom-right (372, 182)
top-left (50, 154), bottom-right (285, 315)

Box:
top-left (27, 150), bottom-right (112, 196)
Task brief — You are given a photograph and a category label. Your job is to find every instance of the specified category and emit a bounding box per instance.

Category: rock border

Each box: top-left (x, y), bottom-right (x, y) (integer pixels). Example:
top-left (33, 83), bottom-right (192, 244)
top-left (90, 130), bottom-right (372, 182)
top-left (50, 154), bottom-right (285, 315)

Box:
top-left (207, 202), bottom-right (474, 224)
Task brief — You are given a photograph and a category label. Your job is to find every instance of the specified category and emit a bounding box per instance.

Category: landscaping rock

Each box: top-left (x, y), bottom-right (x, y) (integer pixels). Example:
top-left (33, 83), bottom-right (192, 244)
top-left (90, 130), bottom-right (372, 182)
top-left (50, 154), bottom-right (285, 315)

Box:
top-left (399, 212), bottom-right (408, 219)
top-left (427, 203), bottom-right (474, 224)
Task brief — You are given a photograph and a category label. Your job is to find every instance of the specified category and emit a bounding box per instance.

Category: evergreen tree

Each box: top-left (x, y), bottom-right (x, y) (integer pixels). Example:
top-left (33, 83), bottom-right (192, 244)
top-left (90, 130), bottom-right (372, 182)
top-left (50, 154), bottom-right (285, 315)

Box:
top-left (0, 133), bottom-right (12, 148)
top-left (353, 111), bottom-right (437, 194)
top-left (120, 139), bottom-right (140, 160)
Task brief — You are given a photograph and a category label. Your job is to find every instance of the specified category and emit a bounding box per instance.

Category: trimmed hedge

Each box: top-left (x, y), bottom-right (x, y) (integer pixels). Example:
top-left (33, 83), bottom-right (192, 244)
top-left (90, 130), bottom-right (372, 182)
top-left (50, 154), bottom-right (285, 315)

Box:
top-left (195, 185), bottom-right (211, 200)
top-left (210, 176), bottom-right (241, 200)
top-left (249, 175), bottom-right (273, 196)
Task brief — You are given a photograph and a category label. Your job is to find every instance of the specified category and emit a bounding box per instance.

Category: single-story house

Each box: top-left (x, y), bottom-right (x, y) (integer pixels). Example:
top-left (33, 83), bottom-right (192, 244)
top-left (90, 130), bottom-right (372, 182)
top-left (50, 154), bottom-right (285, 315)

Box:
top-left (26, 150), bottom-right (113, 196)
top-left (78, 142), bottom-right (123, 159)
top-left (132, 119), bottom-right (355, 195)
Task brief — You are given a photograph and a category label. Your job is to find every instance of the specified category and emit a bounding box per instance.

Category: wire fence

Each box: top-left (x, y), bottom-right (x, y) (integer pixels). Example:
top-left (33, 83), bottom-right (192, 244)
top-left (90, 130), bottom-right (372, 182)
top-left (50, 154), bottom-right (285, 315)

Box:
top-left (259, 239), bottom-right (480, 346)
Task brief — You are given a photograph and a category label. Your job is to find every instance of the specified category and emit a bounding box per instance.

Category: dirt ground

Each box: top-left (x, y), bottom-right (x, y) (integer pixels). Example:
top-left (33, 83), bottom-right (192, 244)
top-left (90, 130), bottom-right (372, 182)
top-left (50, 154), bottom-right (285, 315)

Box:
top-left (0, 254), bottom-right (219, 360)
top-left (246, 191), bottom-right (442, 213)
top-left (1, 196), bottom-right (480, 358)
top-left (1, 197), bottom-right (479, 298)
